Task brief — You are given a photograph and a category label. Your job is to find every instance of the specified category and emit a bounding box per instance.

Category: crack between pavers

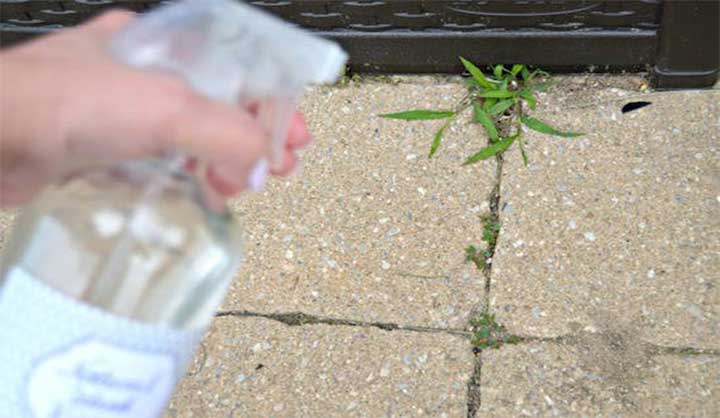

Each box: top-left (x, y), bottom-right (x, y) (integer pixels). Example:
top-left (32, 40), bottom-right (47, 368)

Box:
top-left (218, 311), bottom-right (719, 357)
top-left (466, 109), bottom-right (512, 418)
top-left (482, 152), bottom-right (504, 312)
top-left (464, 84), bottom-right (720, 415)
top-left (644, 345), bottom-right (720, 357)
top-left (215, 309), bottom-right (471, 337)
top-left (396, 271), bottom-right (450, 280)
top-left (466, 354), bottom-right (483, 418)
top-left (474, 332), bottom-right (720, 357)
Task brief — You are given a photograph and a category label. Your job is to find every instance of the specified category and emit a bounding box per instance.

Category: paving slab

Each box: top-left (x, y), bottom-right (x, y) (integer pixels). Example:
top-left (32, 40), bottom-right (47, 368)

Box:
top-left (492, 84), bottom-right (720, 348)
top-left (0, 210), bottom-right (17, 252)
top-left (225, 80), bottom-right (495, 328)
top-left (480, 340), bottom-right (719, 417)
top-left (165, 317), bottom-right (473, 418)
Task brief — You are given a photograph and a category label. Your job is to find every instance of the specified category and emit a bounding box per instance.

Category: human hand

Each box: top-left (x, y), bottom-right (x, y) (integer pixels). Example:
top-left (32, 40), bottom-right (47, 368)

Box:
top-left (0, 10), bottom-right (311, 207)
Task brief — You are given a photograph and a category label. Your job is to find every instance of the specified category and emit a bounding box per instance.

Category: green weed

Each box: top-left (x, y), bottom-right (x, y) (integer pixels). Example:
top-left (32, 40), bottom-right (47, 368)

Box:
top-left (464, 245), bottom-right (487, 271)
top-left (481, 215), bottom-right (500, 248)
top-left (469, 313), bottom-right (522, 350)
top-left (465, 215), bottom-right (501, 271)
top-left (380, 59), bottom-right (584, 166)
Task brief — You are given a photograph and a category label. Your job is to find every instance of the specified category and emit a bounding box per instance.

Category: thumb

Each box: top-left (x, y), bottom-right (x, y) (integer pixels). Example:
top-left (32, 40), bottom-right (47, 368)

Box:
top-left (168, 98), bottom-right (270, 196)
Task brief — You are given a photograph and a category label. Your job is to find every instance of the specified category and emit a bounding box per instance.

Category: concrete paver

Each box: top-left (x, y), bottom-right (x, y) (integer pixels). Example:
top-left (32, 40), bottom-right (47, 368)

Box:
top-left (0, 210), bottom-right (17, 252)
top-left (480, 341), bottom-right (719, 417)
top-left (492, 85), bottom-right (720, 348)
top-left (165, 317), bottom-right (473, 418)
top-left (225, 81), bottom-right (494, 328)
top-left (1, 76), bottom-right (718, 418)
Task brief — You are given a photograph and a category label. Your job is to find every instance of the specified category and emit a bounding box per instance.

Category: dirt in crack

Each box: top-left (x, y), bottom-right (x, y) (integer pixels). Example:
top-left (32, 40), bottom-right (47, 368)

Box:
top-left (465, 116), bottom-right (511, 418)
top-left (482, 153), bottom-right (503, 308)
top-left (215, 310), bottom-right (470, 337)
top-left (466, 356), bottom-right (483, 417)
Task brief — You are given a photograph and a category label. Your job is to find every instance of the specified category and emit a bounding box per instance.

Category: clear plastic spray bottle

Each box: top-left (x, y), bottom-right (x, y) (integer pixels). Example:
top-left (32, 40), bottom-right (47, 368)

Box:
top-left (0, 1), bottom-right (346, 417)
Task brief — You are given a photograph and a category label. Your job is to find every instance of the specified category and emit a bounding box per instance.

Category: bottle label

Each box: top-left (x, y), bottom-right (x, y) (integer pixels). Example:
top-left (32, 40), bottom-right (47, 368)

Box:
top-left (0, 268), bottom-right (203, 418)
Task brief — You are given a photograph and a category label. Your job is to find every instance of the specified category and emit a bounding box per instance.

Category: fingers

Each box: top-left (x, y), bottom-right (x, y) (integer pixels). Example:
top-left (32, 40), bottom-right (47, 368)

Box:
top-left (270, 149), bottom-right (299, 177)
top-left (0, 157), bottom-right (54, 207)
top-left (0, 182), bottom-right (41, 207)
top-left (168, 97), bottom-right (270, 196)
top-left (226, 105), bottom-right (310, 179)
top-left (196, 110), bottom-right (309, 188)
top-left (286, 112), bottom-right (312, 148)
top-left (267, 112), bottom-right (310, 177)
top-left (243, 100), bottom-right (311, 149)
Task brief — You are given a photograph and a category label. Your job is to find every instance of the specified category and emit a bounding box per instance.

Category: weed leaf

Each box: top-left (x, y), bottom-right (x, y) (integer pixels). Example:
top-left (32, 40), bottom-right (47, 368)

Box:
top-left (463, 78), bottom-right (481, 89)
top-left (460, 57), bottom-right (494, 89)
top-left (489, 99), bottom-right (515, 116)
top-left (519, 90), bottom-right (536, 109)
top-left (535, 69), bottom-right (550, 79)
top-left (380, 110), bottom-right (455, 120)
top-left (500, 78), bottom-right (509, 91)
top-left (511, 64), bottom-right (524, 77)
top-left (463, 135), bottom-right (517, 165)
top-left (482, 98), bottom-right (498, 112)
top-left (518, 135), bottom-right (529, 166)
top-left (521, 116), bottom-right (583, 137)
top-left (478, 90), bottom-right (515, 99)
top-left (472, 102), bottom-right (499, 143)
top-left (429, 118), bottom-right (454, 158)
top-left (493, 65), bottom-right (504, 79)
top-left (523, 68), bottom-right (548, 83)
top-left (521, 67), bottom-right (532, 81)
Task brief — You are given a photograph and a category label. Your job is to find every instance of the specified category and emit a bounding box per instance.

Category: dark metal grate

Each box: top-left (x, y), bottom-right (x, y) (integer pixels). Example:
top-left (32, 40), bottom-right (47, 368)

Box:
top-left (256, 1), bottom-right (662, 32)
top-left (0, 1), bottom-right (661, 32)
top-left (0, 1), bottom-right (717, 88)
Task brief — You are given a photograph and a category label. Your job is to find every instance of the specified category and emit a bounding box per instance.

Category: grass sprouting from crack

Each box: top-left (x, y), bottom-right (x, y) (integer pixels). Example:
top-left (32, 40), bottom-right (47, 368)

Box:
top-left (378, 62), bottom-right (589, 418)
top-left (465, 215), bottom-right (502, 272)
top-left (481, 215), bottom-right (501, 249)
top-left (469, 313), bottom-right (524, 351)
top-left (464, 245), bottom-right (487, 271)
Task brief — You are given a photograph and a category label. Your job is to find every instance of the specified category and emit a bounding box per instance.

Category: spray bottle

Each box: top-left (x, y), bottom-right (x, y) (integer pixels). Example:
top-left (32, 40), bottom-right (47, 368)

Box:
top-left (0, 1), bottom-right (347, 417)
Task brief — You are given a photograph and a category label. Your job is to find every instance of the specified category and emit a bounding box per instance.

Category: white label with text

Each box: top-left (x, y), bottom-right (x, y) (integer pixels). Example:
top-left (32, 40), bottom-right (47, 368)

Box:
top-left (28, 340), bottom-right (176, 418)
top-left (0, 268), bottom-right (202, 418)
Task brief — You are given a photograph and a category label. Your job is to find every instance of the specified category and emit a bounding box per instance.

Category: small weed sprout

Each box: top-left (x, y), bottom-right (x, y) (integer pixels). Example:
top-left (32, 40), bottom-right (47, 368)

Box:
top-left (465, 215), bottom-right (501, 271)
top-left (469, 313), bottom-right (522, 350)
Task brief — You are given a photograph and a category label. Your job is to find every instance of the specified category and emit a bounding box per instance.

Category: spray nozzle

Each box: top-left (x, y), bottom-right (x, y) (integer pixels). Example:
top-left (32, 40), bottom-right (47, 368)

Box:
top-left (109, 0), bottom-right (347, 171)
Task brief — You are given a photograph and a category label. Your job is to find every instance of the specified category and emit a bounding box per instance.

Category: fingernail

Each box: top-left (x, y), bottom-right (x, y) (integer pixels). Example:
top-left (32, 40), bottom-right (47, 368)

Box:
top-left (248, 158), bottom-right (269, 192)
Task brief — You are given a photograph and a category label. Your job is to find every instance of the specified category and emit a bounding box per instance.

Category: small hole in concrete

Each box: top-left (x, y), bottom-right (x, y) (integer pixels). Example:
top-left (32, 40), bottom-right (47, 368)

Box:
top-left (621, 101), bottom-right (652, 113)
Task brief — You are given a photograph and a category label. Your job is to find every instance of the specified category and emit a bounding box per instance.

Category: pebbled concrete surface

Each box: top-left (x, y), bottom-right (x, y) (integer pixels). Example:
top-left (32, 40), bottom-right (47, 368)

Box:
top-left (1, 75), bottom-right (718, 418)
top-left (165, 317), bottom-right (473, 418)
top-left (224, 80), bottom-right (494, 328)
top-left (480, 340), bottom-right (719, 417)
top-left (0, 210), bottom-right (17, 252)
top-left (491, 82), bottom-right (720, 348)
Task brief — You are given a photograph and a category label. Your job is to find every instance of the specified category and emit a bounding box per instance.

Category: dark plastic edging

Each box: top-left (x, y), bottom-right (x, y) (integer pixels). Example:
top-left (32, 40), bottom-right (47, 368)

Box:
top-left (327, 30), bottom-right (657, 74)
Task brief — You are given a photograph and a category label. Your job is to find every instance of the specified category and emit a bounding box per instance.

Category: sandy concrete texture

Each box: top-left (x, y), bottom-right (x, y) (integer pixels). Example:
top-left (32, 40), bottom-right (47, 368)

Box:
top-left (166, 317), bottom-right (473, 418)
top-left (224, 80), bottom-right (496, 328)
top-left (480, 340), bottom-right (719, 417)
top-left (491, 81), bottom-right (719, 348)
